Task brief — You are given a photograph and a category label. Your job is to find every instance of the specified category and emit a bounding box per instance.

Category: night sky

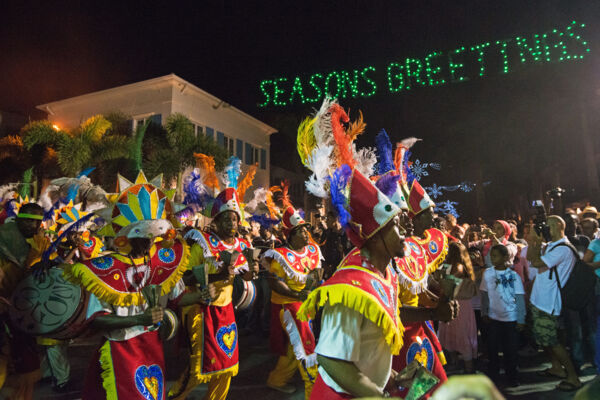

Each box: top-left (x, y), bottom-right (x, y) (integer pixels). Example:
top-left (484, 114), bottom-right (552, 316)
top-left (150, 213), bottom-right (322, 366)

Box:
top-left (1, 1), bottom-right (599, 219)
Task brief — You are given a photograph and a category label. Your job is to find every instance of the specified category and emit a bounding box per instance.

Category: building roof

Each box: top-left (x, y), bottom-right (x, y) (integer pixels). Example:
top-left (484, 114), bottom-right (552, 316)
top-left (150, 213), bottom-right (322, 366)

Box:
top-left (37, 73), bottom-right (277, 135)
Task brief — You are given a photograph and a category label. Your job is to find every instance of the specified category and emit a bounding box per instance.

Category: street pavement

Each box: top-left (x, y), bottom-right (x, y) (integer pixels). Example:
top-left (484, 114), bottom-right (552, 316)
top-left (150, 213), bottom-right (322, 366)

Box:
top-left (23, 332), bottom-right (599, 399)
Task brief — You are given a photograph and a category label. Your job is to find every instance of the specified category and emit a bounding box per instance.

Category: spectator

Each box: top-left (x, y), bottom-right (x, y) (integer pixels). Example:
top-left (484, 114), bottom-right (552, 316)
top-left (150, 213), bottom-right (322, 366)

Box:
top-left (320, 211), bottom-right (352, 279)
top-left (446, 214), bottom-right (465, 240)
top-left (527, 216), bottom-right (581, 392)
top-left (583, 234), bottom-right (600, 374)
top-left (580, 206), bottom-right (599, 222)
top-left (438, 242), bottom-right (478, 373)
top-left (480, 244), bottom-right (526, 387)
top-left (564, 213), bottom-right (590, 257)
top-left (466, 220), bottom-right (518, 267)
top-left (469, 247), bottom-right (488, 359)
top-left (581, 218), bottom-right (599, 241)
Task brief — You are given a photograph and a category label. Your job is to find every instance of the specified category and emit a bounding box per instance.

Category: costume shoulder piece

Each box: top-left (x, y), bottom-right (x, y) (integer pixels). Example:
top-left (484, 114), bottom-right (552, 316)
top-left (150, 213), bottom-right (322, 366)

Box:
top-left (263, 244), bottom-right (321, 283)
top-left (414, 228), bottom-right (448, 274)
top-left (298, 248), bottom-right (403, 354)
top-left (63, 237), bottom-right (188, 307)
top-left (395, 237), bottom-right (429, 294)
top-left (185, 229), bottom-right (250, 273)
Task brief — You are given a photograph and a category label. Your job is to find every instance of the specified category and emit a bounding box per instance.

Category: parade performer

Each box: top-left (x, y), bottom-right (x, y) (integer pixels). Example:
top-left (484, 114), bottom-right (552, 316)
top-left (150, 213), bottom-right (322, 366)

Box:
top-left (371, 130), bottom-right (456, 398)
top-left (264, 205), bottom-right (322, 398)
top-left (0, 200), bottom-right (46, 399)
top-left (64, 171), bottom-right (209, 400)
top-left (298, 165), bottom-right (406, 399)
top-left (169, 157), bottom-right (259, 400)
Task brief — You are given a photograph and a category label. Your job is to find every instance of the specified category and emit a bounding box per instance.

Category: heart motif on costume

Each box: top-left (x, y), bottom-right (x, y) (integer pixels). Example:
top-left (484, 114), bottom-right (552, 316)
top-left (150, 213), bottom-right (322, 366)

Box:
top-left (216, 323), bottom-right (237, 358)
top-left (406, 338), bottom-right (434, 371)
top-left (126, 265), bottom-right (150, 290)
top-left (134, 364), bottom-right (164, 400)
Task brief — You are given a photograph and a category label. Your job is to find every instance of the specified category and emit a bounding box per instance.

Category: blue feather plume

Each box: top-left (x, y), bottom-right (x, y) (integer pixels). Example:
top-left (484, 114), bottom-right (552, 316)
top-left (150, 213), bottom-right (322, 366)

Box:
top-left (224, 156), bottom-right (242, 189)
top-left (403, 150), bottom-right (417, 185)
top-left (375, 173), bottom-right (401, 198)
top-left (77, 167), bottom-right (96, 178)
top-left (42, 213), bottom-right (95, 263)
top-left (5, 199), bottom-right (17, 218)
top-left (249, 214), bottom-right (280, 229)
top-left (375, 129), bottom-right (394, 175)
top-left (43, 200), bottom-right (62, 222)
top-left (328, 164), bottom-right (352, 228)
top-left (183, 169), bottom-right (213, 208)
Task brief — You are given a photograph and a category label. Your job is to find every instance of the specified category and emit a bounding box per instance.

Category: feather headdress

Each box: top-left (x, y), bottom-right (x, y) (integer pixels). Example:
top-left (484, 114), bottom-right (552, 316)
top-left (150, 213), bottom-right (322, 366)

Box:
top-left (182, 168), bottom-right (213, 211)
top-left (220, 156), bottom-right (242, 189)
top-left (193, 153), bottom-right (220, 191)
top-left (297, 116), bottom-right (317, 166)
top-left (375, 129), bottom-right (395, 175)
top-left (237, 163), bottom-right (257, 201)
top-left (328, 164), bottom-right (353, 228)
top-left (394, 137), bottom-right (421, 183)
top-left (270, 180), bottom-right (291, 209)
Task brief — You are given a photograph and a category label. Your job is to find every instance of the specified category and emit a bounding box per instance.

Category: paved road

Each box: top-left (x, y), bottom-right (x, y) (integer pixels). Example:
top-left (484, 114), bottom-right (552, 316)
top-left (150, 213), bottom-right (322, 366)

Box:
top-left (20, 332), bottom-right (599, 399)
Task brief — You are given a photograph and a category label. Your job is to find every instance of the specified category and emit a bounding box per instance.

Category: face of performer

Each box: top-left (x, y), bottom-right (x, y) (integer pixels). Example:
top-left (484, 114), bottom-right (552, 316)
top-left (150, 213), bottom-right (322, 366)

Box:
top-left (414, 207), bottom-right (435, 233)
top-left (399, 210), bottom-right (413, 236)
top-left (16, 203), bottom-right (44, 239)
top-left (129, 238), bottom-right (152, 258)
top-left (379, 215), bottom-right (406, 258)
top-left (215, 211), bottom-right (239, 239)
top-left (289, 225), bottom-right (310, 250)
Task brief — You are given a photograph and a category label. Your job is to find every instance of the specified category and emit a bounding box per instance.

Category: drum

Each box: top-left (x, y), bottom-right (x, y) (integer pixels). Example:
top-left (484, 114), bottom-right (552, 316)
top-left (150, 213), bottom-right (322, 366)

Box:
top-left (9, 267), bottom-right (90, 340)
top-left (233, 277), bottom-right (256, 311)
top-left (159, 308), bottom-right (179, 341)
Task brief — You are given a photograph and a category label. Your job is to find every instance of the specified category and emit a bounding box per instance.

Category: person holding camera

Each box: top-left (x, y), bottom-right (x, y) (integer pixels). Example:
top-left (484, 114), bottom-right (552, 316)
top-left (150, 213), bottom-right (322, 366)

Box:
top-left (527, 216), bottom-right (582, 392)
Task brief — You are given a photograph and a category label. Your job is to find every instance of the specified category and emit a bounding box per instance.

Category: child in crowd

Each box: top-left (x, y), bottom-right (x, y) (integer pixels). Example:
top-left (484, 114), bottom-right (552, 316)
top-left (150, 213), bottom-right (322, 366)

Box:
top-left (480, 244), bottom-right (526, 387)
top-left (469, 247), bottom-right (487, 359)
top-left (438, 242), bottom-right (478, 373)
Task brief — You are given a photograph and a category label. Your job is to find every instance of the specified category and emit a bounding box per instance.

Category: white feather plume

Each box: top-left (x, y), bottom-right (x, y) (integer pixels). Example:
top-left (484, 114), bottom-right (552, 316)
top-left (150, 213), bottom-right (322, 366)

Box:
top-left (312, 96), bottom-right (337, 148)
top-left (0, 184), bottom-right (17, 203)
top-left (304, 145), bottom-right (334, 198)
top-left (400, 137), bottom-right (422, 149)
top-left (245, 187), bottom-right (268, 213)
top-left (353, 146), bottom-right (377, 178)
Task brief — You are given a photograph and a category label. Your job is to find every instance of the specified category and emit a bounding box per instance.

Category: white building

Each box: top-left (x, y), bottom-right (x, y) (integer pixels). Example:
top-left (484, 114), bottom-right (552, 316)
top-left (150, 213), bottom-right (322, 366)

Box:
top-left (36, 74), bottom-right (277, 192)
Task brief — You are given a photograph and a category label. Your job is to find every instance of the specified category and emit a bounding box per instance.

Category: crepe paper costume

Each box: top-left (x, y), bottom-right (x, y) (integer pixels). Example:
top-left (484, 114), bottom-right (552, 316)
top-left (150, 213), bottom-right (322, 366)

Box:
top-left (64, 171), bottom-right (186, 400)
top-left (391, 320), bottom-right (447, 399)
top-left (169, 185), bottom-right (253, 400)
top-left (264, 213), bottom-right (322, 398)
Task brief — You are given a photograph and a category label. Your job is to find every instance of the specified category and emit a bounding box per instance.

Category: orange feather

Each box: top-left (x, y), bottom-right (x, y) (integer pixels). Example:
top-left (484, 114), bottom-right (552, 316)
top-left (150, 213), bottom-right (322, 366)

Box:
top-left (193, 153), bottom-right (220, 190)
top-left (237, 163), bottom-right (257, 201)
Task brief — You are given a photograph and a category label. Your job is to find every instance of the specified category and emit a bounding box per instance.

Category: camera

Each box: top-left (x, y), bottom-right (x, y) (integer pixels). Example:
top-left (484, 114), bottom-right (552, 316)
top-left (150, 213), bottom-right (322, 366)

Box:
top-left (531, 200), bottom-right (552, 242)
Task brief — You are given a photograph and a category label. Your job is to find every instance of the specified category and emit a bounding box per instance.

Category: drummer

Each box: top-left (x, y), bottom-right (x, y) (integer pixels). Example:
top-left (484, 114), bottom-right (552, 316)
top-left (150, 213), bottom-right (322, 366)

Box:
top-left (63, 171), bottom-right (213, 399)
top-left (0, 202), bottom-right (47, 400)
top-left (263, 205), bottom-right (322, 399)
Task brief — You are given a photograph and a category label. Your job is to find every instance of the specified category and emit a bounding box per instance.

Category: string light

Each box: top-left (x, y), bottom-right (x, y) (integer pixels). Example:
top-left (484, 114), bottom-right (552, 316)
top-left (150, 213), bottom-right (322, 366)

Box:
top-left (448, 47), bottom-right (469, 82)
top-left (258, 21), bottom-right (592, 107)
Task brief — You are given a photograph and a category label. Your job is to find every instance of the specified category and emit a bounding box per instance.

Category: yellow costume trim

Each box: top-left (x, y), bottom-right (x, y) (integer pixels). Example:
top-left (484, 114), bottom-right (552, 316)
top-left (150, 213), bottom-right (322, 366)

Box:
top-left (171, 305), bottom-right (238, 393)
top-left (63, 238), bottom-right (189, 307)
top-left (297, 283), bottom-right (404, 355)
top-left (98, 339), bottom-right (117, 399)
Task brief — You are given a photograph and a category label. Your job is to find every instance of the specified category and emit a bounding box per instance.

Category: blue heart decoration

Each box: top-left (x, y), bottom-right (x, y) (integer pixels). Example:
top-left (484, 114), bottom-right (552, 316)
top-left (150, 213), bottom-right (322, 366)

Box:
top-left (406, 338), bottom-right (434, 371)
top-left (134, 364), bottom-right (164, 400)
top-left (216, 323), bottom-right (238, 358)
top-left (370, 279), bottom-right (390, 307)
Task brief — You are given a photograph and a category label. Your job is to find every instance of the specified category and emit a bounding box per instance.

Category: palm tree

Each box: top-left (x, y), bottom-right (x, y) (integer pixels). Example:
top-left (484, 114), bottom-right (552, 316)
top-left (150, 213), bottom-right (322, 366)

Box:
top-left (144, 113), bottom-right (228, 198)
top-left (56, 115), bottom-right (131, 176)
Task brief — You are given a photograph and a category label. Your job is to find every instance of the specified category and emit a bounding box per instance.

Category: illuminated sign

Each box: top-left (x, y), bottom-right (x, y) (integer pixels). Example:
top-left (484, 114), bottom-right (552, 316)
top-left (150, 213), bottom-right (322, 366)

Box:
top-left (258, 21), bottom-right (590, 108)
